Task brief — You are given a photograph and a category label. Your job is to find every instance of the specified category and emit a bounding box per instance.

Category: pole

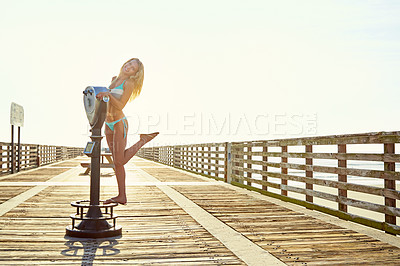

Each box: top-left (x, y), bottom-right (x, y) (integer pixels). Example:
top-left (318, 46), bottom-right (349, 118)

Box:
top-left (17, 126), bottom-right (21, 172)
top-left (89, 127), bottom-right (102, 207)
top-left (11, 125), bottom-right (14, 174)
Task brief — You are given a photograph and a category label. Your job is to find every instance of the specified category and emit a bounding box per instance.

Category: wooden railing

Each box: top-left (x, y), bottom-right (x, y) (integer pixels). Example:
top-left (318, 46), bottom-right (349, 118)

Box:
top-left (137, 131), bottom-right (400, 235)
top-left (0, 142), bottom-right (83, 175)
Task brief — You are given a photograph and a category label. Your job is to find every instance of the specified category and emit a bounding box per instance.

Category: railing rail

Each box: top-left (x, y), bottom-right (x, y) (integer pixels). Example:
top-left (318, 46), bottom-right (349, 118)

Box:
top-left (137, 131), bottom-right (400, 235)
top-left (0, 142), bottom-right (83, 175)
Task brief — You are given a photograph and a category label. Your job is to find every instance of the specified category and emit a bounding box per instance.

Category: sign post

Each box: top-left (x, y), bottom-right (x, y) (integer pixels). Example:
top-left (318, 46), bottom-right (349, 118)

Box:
top-left (11, 125), bottom-right (14, 174)
top-left (10, 103), bottom-right (24, 174)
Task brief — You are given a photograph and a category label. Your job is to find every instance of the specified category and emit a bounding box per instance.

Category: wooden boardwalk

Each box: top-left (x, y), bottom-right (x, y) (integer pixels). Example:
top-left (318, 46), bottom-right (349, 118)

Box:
top-left (0, 157), bottom-right (399, 265)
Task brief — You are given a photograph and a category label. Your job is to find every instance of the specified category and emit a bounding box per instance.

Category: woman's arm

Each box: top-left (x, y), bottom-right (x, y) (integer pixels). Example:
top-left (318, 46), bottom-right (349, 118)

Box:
top-left (96, 79), bottom-right (134, 111)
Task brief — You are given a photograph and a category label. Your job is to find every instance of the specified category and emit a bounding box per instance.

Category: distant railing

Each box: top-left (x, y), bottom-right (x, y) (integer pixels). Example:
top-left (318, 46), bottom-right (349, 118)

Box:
top-left (0, 142), bottom-right (83, 175)
top-left (137, 131), bottom-right (400, 235)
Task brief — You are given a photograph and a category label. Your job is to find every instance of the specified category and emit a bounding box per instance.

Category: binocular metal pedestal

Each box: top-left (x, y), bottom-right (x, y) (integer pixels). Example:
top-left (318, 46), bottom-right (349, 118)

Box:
top-left (66, 88), bottom-right (122, 238)
top-left (65, 200), bottom-right (121, 238)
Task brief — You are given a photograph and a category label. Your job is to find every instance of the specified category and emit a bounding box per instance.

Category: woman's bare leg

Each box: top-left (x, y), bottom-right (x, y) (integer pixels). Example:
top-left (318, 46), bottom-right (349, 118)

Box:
top-left (105, 121), bottom-right (158, 204)
top-left (106, 121), bottom-right (128, 204)
top-left (121, 132), bottom-right (159, 165)
top-left (105, 125), bottom-right (115, 155)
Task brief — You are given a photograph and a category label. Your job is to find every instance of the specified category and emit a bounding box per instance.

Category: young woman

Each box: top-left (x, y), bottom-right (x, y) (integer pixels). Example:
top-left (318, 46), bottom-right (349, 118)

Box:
top-left (96, 58), bottom-right (158, 205)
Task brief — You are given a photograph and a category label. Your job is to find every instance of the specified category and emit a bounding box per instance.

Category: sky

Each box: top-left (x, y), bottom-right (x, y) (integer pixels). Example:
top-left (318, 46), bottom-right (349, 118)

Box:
top-left (1, 0), bottom-right (399, 148)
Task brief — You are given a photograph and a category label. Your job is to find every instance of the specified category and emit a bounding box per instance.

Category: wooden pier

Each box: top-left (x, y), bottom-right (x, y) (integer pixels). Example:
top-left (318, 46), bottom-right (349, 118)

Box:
top-left (138, 131), bottom-right (400, 235)
top-left (0, 155), bottom-right (399, 265)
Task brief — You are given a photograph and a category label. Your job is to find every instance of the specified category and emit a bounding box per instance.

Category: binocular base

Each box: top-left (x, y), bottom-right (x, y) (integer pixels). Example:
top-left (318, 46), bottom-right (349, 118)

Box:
top-left (66, 225), bottom-right (122, 238)
top-left (65, 200), bottom-right (122, 239)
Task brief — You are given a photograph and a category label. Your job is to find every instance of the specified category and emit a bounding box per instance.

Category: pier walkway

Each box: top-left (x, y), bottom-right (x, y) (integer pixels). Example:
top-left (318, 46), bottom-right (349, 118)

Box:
top-left (0, 156), bottom-right (399, 265)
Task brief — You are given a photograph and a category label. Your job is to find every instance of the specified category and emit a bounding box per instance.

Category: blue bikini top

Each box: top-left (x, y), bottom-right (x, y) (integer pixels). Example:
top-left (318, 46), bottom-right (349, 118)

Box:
top-left (109, 80), bottom-right (125, 99)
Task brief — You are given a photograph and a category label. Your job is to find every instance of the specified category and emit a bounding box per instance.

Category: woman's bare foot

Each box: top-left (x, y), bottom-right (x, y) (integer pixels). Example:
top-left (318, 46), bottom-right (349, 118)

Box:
top-left (140, 132), bottom-right (159, 144)
top-left (104, 196), bottom-right (127, 205)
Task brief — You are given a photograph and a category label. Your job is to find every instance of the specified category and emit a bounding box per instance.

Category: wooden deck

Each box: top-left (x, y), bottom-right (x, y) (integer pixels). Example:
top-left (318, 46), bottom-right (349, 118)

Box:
top-left (0, 156), bottom-right (399, 265)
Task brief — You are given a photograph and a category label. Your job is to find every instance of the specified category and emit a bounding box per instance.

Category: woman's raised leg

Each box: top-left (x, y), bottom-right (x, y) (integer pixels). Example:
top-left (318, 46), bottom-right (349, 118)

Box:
top-left (121, 132), bottom-right (159, 165)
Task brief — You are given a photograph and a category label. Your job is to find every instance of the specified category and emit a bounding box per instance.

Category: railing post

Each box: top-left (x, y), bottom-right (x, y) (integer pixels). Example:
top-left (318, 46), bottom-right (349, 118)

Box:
top-left (306, 145), bottom-right (313, 203)
top-left (191, 146), bottom-right (194, 172)
top-left (238, 145), bottom-right (244, 184)
top-left (36, 145), bottom-right (41, 167)
top-left (200, 146), bottom-right (204, 174)
top-left (173, 146), bottom-right (180, 168)
top-left (262, 145), bottom-right (268, 191)
top-left (232, 144), bottom-right (240, 184)
top-left (170, 146), bottom-right (172, 165)
top-left (56, 146), bottom-right (61, 161)
top-left (207, 146), bottom-right (211, 175)
top-left (184, 146), bottom-right (188, 170)
top-left (281, 146), bottom-right (288, 196)
top-left (173, 147), bottom-right (176, 167)
top-left (215, 146), bottom-right (219, 178)
top-left (338, 144), bottom-right (347, 212)
top-left (225, 142), bottom-right (232, 183)
top-left (194, 146), bottom-right (197, 172)
top-left (384, 143), bottom-right (396, 228)
top-left (195, 146), bottom-right (198, 173)
top-left (247, 145), bottom-right (252, 186)
top-left (188, 146), bottom-right (191, 171)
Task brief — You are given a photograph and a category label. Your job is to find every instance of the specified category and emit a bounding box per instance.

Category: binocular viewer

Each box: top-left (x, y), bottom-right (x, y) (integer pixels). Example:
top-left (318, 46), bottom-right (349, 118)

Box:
top-left (83, 86), bottom-right (109, 129)
top-left (65, 86), bottom-right (122, 238)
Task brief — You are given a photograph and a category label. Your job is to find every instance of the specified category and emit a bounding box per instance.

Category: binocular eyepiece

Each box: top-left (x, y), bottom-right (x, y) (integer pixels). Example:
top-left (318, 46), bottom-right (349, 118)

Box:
top-left (83, 88), bottom-right (94, 96)
top-left (83, 86), bottom-right (109, 129)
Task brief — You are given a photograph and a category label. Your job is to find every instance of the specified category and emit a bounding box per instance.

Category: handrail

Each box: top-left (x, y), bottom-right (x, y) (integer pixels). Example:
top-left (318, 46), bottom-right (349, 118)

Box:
top-left (0, 142), bottom-right (83, 175)
top-left (137, 131), bottom-right (400, 235)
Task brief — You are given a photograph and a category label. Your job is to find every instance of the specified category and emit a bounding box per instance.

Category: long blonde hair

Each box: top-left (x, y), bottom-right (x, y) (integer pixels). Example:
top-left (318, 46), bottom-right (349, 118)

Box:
top-left (121, 58), bottom-right (144, 102)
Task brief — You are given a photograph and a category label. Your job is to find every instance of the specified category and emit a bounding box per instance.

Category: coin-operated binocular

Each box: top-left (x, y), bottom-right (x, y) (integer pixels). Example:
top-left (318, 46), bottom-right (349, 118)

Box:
top-left (65, 86), bottom-right (122, 238)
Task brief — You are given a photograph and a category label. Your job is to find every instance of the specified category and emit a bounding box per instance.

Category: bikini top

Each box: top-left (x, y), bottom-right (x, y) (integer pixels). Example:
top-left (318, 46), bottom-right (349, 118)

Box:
top-left (109, 80), bottom-right (125, 99)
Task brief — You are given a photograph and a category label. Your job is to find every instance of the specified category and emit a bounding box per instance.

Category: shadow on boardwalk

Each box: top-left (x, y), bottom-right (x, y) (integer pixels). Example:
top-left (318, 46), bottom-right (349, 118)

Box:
top-left (61, 237), bottom-right (121, 265)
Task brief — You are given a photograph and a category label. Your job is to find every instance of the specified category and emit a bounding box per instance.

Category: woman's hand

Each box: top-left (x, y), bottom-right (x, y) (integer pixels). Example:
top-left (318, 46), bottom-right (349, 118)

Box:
top-left (96, 91), bottom-right (110, 99)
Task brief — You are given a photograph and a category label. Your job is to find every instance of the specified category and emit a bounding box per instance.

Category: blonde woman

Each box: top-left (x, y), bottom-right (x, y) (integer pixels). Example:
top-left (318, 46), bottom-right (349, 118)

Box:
top-left (96, 58), bottom-right (158, 205)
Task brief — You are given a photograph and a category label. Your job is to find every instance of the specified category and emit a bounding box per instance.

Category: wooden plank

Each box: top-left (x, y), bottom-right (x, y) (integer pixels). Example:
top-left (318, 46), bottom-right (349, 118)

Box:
top-left (173, 142), bottom-right (226, 148)
top-left (305, 145), bottom-right (313, 203)
top-left (175, 157), bottom-right (225, 169)
top-left (232, 151), bottom-right (400, 162)
top-left (338, 144), bottom-right (347, 212)
top-left (281, 146), bottom-right (287, 196)
top-left (232, 158), bottom-right (400, 181)
top-left (0, 180), bottom-right (245, 265)
top-left (231, 173), bottom-right (400, 217)
top-left (231, 131), bottom-right (400, 146)
top-left (231, 166), bottom-right (400, 200)
top-left (176, 151), bottom-right (223, 161)
top-left (178, 154), bottom-right (224, 161)
top-left (185, 150), bottom-right (225, 155)
top-left (384, 143), bottom-right (396, 226)
top-left (246, 146), bottom-right (252, 187)
top-left (80, 163), bottom-right (115, 168)
top-left (262, 146), bottom-right (268, 191)
top-left (172, 184), bottom-right (400, 265)
top-left (177, 164), bottom-right (225, 176)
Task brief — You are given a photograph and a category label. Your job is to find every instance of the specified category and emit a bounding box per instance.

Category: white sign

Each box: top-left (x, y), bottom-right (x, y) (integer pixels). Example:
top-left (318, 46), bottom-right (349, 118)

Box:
top-left (10, 102), bottom-right (24, 127)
